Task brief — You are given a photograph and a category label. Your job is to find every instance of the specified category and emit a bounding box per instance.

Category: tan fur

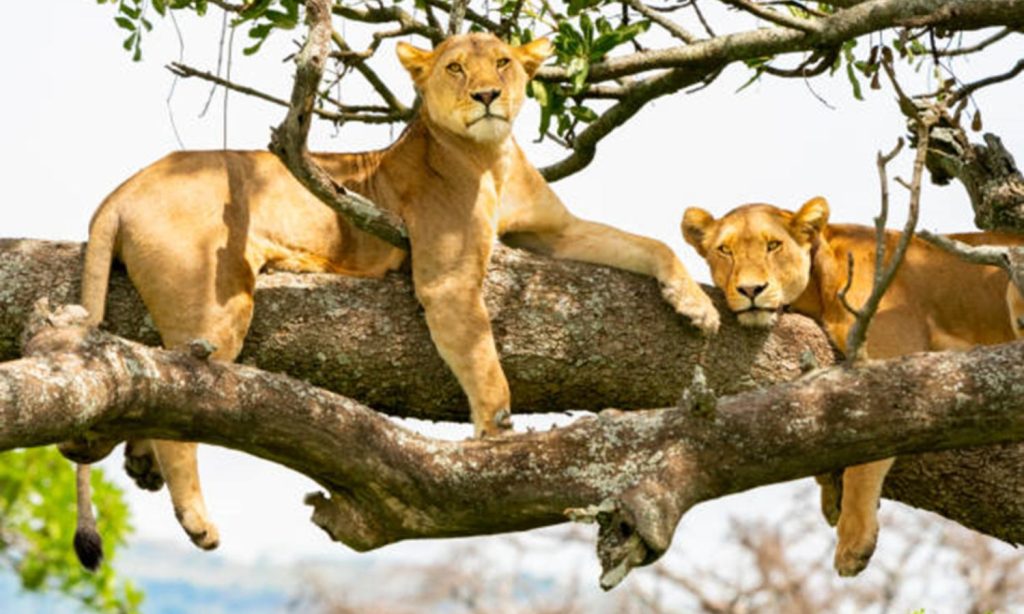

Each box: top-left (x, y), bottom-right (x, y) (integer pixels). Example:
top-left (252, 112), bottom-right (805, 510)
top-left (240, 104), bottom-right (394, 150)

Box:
top-left (74, 33), bottom-right (717, 553)
top-left (682, 197), bottom-right (1022, 577)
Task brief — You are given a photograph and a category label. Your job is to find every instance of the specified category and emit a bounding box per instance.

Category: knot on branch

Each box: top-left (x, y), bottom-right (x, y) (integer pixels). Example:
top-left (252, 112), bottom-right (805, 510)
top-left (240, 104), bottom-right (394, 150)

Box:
top-left (566, 477), bottom-right (688, 591)
top-left (21, 299), bottom-right (93, 357)
top-left (305, 490), bottom-right (395, 552)
top-left (677, 364), bottom-right (717, 418)
top-left (188, 339), bottom-right (218, 360)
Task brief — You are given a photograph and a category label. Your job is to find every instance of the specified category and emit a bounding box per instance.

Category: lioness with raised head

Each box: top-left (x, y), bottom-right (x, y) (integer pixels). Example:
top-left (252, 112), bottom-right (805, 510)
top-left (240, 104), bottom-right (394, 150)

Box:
top-left (682, 197), bottom-right (1022, 577)
top-left (68, 33), bottom-right (719, 568)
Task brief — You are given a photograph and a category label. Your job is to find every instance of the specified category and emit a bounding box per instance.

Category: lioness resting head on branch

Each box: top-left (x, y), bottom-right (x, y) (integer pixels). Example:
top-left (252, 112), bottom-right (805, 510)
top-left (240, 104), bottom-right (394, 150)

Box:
top-left (681, 197), bottom-right (1022, 577)
top-left (65, 33), bottom-right (719, 569)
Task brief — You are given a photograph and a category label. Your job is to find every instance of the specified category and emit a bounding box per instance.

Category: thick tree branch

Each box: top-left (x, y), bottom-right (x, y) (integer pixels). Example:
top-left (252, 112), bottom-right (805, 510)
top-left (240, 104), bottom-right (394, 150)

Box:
top-left (536, 0), bottom-right (1024, 84)
top-left (7, 239), bottom-right (1024, 566)
top-left (6, 303), bottom-right (1024, 588)
top-left (0, 239), bottom-right (832, 419)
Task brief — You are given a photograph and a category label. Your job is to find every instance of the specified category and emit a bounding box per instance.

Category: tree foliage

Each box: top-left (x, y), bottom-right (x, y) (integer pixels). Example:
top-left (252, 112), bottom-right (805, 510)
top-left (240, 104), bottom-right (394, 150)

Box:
top-left (94, 0), bottom-right (1024, 180)
top-left (0, 448), bottom-right (141, 613)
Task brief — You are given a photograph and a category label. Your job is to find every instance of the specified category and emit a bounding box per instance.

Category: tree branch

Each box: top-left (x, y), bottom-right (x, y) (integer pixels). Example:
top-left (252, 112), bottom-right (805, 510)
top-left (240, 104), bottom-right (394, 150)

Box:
top-left (0, 239), bottom-right (832, 419)
top-left (268, 0), bottom-right (410, 249)
top-left (7, 301), bottom-right (1024, 588)
top-left (535, 0), bottom-right (1024, 84)
top-left (924, 127), bottom-right (1024, 233)
top-left (168, 62), bottom-right (410, 124)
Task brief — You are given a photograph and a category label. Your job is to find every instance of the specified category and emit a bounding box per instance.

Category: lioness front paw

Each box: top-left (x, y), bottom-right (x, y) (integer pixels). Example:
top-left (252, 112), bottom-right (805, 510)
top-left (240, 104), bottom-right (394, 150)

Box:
top-left (834, 517), bottom-right (878, 577)
top-left (473, 409), bottom-right (513, 439)
top-left (661, 280), bottom-right (720, 334)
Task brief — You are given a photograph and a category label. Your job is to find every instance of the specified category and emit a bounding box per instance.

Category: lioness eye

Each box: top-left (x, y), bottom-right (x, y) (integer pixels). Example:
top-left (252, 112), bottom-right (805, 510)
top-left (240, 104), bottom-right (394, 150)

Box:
top-left (717, 245), bottom-right (732, 256)
top-left (496, 57), bottom-right (510, 68)
top-left (766, 240), bottom-right (782, 252)
top-left (446, 62), bottom-right (463, 74)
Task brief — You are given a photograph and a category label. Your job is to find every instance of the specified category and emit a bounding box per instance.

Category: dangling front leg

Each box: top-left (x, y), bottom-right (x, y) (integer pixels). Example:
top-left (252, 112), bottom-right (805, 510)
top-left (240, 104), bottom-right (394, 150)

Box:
top-left (834, 457), bottom-right (894, 576)
top-left (408, 218), bottom-right (512, 437)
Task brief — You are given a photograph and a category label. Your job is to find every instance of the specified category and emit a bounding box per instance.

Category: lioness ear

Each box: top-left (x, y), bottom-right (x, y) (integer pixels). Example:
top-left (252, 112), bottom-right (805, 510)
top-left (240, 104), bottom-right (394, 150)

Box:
top-left (682, 207), bottom-right (716, 257)
top-left (514, 38), bottom-right (552, 78)
top-left (791, 196), bottom-right (829, 241)
top-left (397, 42), bottom-right (433, 83)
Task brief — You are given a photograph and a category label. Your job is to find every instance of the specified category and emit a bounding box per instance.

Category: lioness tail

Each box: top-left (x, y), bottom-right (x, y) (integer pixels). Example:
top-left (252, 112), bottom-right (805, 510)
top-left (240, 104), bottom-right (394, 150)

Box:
top-left (74, 204), bottom-right (120, 571)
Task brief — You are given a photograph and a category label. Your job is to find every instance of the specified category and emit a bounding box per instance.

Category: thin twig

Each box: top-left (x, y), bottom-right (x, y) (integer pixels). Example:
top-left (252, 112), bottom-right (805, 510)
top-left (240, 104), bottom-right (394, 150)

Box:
top-left (448, 0), bottom-right (469, 34)
top-left (948, 58), bottom-right (1024, 106)
top-left (168, 63), bottom-right (412, 124)
top-left (918, 231), bottom-right (1024, 297)
top-left (843, 115), bottom-right (932, 364)
top-left (936, 27), bottom-right (1014, 57)
top-left (330, 32), bottom-right (410, 114)
top-left (721, 0), bottom-right (821, 33)
top-left (624, 0), bottom-right (698, 43)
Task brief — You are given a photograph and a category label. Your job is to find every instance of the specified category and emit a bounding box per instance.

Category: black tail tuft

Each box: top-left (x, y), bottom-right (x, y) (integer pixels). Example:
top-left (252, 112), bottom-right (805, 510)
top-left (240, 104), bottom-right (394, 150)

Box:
top-left (73, 527), bottom-right (104, 572)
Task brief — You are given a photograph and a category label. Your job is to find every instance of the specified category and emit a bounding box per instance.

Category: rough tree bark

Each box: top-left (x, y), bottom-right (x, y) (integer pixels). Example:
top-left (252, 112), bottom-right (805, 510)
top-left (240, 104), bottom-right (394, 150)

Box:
top-left (5, 302), bottom-right (1024, 588)
top-left (0, 239), bottom-right (832, 417)
top-left (926, 126), bottom-right (1024, 233)
top-left (5, 238), bottom-right (1024, 569)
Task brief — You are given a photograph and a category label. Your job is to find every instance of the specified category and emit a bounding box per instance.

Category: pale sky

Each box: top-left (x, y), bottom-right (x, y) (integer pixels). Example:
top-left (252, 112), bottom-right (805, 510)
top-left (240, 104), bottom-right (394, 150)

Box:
top-left (2, 0), bottom-right (1023, 595)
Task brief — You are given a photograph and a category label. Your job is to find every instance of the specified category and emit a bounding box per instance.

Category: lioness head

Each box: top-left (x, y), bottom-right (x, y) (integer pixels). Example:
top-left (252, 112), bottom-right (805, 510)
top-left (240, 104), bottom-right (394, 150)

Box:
top-left (682, 197), bottom-right (830, 327)
top-left (397, 34), bottom-right (552, 144)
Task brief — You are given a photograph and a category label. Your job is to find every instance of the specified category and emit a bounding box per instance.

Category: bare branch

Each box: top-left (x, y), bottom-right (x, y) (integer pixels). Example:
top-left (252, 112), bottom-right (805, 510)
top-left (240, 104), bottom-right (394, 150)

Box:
top-left (168, 62), bottom-right (410, 124)
top-left (948, 57), bottom-right (1024, 106)
top-left (329, 31), bottom-right (410, 115)
top-left (541, 64), bottom-right (721, 180)
top-left (448, 0), bottom-right (469, 35)
top-left (624, 0), bottom-right (699, 43)
top-left (936, 26), bottom-right (1015, 56)
top-left (843, 114), bottom-right (931, 362)
top-left (268, 0), bottom-right (410, 249)
top-left (720, 0), bottom-right (822, 33)
top-left (917, 231), bottom-right (1024, 296)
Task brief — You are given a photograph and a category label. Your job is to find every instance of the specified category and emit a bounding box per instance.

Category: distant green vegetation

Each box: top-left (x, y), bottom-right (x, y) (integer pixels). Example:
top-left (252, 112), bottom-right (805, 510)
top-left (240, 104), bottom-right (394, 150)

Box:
top-left (0, 447), bottom-right (142, 613)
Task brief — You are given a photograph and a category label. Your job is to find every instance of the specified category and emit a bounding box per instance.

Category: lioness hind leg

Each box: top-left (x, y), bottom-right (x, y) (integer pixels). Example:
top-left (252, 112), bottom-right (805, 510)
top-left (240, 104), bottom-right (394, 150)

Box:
top-left (814, 470), bottom-right (843, 527)
top-left (152, 304), bottom-right (251, 550)
top-left (834, 457), bottom-right (894, 577)
top-left (124, 439), bottom-right (164, 492)
top-left (1007, 283), bottom-right (1024, 338)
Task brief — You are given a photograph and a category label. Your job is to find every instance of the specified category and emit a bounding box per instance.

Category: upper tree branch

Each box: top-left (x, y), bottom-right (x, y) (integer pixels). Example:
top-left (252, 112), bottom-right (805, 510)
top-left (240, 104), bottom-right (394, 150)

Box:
top-left (269, 0), bottom-right (410, 249)
top-left (536, 0), bottom-right (1024, 84)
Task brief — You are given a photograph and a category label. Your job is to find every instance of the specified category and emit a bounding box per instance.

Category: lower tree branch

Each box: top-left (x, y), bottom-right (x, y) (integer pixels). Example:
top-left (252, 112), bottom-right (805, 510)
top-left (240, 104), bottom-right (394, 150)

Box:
top-left (6, 303), bottom-right (1024, 588)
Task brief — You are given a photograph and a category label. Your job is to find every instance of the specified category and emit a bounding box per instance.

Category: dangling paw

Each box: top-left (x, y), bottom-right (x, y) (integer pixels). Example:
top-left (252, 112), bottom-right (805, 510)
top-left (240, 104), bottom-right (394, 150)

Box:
top-left (834, 514), bottom-right (878, 577)
top-left (175, 507), bottom-right (220, 551)
top-left (124, 441), bottom-right (165, 492)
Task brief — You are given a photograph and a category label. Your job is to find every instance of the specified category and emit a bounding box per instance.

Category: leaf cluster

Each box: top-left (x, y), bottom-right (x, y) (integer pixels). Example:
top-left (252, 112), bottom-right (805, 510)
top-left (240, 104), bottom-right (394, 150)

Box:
top-left (0, 448), bottom-right (141, 613)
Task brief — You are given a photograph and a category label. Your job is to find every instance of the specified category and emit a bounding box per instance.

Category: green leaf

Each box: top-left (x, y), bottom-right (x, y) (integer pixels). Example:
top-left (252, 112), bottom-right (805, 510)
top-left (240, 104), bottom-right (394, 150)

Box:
top-left (846, 60), bottom-right (863, 100)
top-left (569, 105), bottom-right (598, 123)
top-left (114, 16), bottom-right (136, 30)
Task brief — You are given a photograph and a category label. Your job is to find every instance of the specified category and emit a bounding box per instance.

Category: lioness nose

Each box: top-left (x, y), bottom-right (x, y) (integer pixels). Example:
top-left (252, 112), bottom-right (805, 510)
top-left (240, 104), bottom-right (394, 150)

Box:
top-left (471, 89), bottom-right (501, 106)
top-left (738, 284), bottom-right (767, 299)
